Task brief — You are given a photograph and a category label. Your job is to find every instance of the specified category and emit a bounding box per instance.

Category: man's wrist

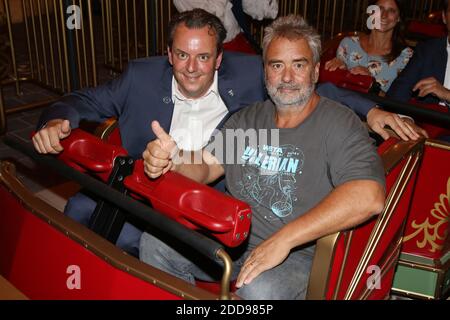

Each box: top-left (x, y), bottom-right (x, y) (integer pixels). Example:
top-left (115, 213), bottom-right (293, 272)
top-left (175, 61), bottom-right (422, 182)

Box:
top-left (366, 106), bottom-right (379, 119)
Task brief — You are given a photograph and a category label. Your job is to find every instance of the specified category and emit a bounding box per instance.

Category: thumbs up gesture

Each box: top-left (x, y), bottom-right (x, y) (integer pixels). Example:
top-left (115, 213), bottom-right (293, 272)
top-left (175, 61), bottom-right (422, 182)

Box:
top-left (142, 121), bottom-right (178, 179)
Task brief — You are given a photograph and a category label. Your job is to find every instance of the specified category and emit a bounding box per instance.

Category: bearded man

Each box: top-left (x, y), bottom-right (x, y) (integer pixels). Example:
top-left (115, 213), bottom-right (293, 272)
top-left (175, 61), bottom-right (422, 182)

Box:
top-left (139, 15), bottom-right (385, 300)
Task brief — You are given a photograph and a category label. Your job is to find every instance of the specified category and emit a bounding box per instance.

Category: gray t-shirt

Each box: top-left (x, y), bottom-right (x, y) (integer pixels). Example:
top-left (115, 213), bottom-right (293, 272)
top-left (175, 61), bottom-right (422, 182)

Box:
top-left (207, 97), bottom-right (385, 249)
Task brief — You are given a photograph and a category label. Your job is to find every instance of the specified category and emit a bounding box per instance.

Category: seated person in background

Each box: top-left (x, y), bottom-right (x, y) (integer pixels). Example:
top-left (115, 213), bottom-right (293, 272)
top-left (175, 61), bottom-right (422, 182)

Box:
top-left (140, 15), bottom-right (385, 300)
top-left (387, 0), bottom-right (450, 107)
top-left (173, 0), bottom-right (278, 54)
top-left (325, 0), bottom-right (413, 93)
top-left (31, 9), bottom-right (423, 257)
top-left (173, 0), bottom-right (244, 44)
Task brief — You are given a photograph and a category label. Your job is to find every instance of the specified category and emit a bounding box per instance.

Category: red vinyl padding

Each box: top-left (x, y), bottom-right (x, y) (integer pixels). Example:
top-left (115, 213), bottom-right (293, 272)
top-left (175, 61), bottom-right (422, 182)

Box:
top-left (57, 129), bottom-right (128, 182)
top-left (124, 160), bottom-right (251, 247)
top-left (319, 35), bottom-right (375, 94)
top-left (319, 67), bottom-right (375, 93)
top-left (57, 129), bottom-right (252, 248)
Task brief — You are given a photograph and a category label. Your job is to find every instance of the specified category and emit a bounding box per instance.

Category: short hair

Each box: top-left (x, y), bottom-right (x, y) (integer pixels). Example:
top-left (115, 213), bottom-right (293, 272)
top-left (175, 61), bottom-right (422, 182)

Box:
top-left (262, 15), bottom-right (321, 65)
top-left (167, 8), bottom-right (227, 54)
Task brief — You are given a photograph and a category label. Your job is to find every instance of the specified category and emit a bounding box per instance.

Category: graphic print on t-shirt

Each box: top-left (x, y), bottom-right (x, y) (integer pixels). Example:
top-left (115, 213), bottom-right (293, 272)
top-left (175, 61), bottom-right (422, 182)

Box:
top-left (238, 144), bottom-right (304, 221)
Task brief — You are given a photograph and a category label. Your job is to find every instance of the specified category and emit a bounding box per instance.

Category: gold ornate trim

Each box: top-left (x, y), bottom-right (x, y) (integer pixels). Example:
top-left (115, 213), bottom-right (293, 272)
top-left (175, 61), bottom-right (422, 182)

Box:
top-left (382, 138), bottom-right (425, 175)
top-left (402, 178), bottom-right (450, 253)
top-left (305, 232), bottom-right (340, 300)
top-left (359, 235), bottom-right (403, 299)
top-left (93, 117), bottom-right (119, 140)
top-left (306, 139), bottom-right (424, 300)
top-left (344, 146), bottom-right (422, 299)
top-left (391, 288), bottom-right (436, 300)
top-left (0, 275), bottom-right (28, 300)
top-left (333, 231), bottom-right (353, 299)
top-left (397, 258), bottom-right (450, 273)
top-left (425, 139), bottom-right (450, 151)
top-left (216, 249), bottom-right (233, 300)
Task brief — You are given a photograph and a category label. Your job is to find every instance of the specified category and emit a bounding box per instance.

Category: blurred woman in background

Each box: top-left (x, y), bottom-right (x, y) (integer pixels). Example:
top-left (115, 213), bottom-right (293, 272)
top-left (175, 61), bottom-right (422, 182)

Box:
top-left (325, 0), bottom-right (413, 93)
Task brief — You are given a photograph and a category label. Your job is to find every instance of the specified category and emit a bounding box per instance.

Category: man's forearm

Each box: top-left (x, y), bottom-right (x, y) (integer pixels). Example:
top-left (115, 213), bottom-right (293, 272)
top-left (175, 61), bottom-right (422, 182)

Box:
top-left (273, 180), bottom-right (385, 250)
top-left (36, 100), bottom-right (81, 130)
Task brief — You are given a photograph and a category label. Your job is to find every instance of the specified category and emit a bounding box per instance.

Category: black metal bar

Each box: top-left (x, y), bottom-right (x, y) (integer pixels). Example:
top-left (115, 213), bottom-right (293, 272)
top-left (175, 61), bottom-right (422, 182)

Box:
top-left (2, 135), bottom-right (224, 264)
top-left (361, 93), bottom-right (450, 128)
top-left (89, 156), bottom-right (134, 245)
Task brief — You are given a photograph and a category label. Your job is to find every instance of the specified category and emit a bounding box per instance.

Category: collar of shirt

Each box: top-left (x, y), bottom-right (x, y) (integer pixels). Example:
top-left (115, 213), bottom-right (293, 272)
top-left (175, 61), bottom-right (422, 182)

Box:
top-left (171, 71), bottom-right (219, 103)
top-left (169, 70), bottom-right (227, 151)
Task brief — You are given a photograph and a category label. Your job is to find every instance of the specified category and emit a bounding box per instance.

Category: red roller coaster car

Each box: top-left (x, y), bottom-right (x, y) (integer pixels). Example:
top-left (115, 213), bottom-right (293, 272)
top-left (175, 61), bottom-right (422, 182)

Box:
top-left (1, 120), bottom-right (448, 300)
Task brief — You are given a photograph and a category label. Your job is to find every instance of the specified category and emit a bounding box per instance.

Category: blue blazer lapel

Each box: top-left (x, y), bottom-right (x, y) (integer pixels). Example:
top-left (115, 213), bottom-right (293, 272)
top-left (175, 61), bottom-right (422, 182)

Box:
top-left (155, 64), bottom-right (175, 133)
top-left (160, 64), bottom-right (173, 100)
top-left (215, 61), bottom-right (241, 130)
top-left (218, 66), bottom-right (240, 114)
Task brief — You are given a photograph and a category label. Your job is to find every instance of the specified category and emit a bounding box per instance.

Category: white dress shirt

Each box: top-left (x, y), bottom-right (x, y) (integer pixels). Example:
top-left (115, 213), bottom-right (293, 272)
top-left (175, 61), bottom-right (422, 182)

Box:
top-left (169, 71), bottom-right (228, 151)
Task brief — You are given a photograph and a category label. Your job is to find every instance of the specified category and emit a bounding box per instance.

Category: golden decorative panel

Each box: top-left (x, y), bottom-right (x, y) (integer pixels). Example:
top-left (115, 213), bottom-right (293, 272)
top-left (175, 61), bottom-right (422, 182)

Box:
top-left (403, 178), bottom-right (450, 253)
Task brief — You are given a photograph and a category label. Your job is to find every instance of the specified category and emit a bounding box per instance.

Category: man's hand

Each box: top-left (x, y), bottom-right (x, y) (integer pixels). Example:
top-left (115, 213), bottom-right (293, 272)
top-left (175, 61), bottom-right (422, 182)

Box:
top-left (32, 119), bottom-right (71, 154)
top-left (235, 234), bottom-right (291, 288)
top-left (367, 108), bottom-right (428, 141)
top-left (324, 57), bottom-right (347, 71)
top-left (142, 121), bottom-right (178, 179)
top-left (413, 77), bottom-right (450, 102)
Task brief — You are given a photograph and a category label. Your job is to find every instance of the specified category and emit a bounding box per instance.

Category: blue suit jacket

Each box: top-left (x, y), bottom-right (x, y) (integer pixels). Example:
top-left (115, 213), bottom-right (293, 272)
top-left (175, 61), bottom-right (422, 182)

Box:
top-left (387, 36), bottom-right (448, 103)
top-left (38, 52), bottom-right (266, 159)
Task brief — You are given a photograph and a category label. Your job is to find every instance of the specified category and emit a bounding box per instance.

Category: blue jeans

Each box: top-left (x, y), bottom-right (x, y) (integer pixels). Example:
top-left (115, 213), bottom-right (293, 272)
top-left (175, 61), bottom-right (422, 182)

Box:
top-left (64, 192), bottom-right (142, 257)
top-left (139, 232), bottom-right (314, 300)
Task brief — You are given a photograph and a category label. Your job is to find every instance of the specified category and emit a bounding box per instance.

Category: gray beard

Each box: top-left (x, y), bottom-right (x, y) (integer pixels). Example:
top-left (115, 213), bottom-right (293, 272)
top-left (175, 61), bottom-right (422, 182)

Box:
top-left (266, 82), bottom-right (315, 108)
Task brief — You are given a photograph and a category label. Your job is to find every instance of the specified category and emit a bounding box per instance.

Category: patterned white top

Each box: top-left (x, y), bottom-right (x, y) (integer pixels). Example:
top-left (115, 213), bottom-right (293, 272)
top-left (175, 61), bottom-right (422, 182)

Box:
top-left (337, 36), bottom-right (414, 92)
